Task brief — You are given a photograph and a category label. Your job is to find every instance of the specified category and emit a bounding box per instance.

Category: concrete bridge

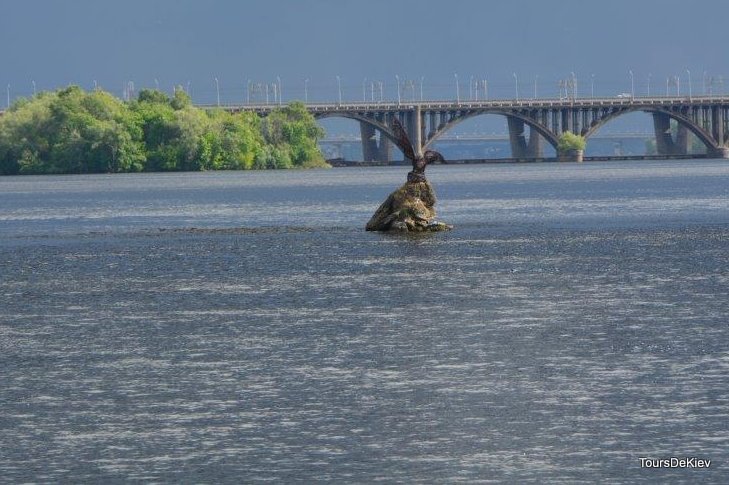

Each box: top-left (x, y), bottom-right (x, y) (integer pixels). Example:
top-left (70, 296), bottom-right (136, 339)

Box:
top-left (229, 97), bottom-right (729, 160)
top-left (3, 96), bottom-right (729, 161)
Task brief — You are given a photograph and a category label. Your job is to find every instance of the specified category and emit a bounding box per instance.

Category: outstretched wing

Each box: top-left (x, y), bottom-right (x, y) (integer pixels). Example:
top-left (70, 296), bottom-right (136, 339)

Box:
top-left (390, 117), bottom-right (416, 162)
top-left (424, 150), bottom-right (446, 165)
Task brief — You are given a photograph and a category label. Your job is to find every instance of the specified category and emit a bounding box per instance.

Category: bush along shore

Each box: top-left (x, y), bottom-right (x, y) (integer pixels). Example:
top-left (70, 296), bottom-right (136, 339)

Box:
top-left (0, 86), bottom-right (328, 175)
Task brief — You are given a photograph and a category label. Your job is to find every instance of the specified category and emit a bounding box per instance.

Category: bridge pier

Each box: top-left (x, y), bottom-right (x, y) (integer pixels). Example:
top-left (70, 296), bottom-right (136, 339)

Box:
top-left (528, 130), bottom-right (543, 157)
top-left (359, 122), bottom-right (378, 161)
top-left (652, 113), bottom-right (689, 155)
top-left (675, 125), bottom-right (689, 154)
top-left (708, 146), bottom-right (729, 158)
top-left (507, 116), bottom-right (543, 158)
top-left (400, 107), bottom-right (425, 157)
top-left (712, 106), bottom-right (725, 147)
top-left (377, 136), bottom-right (392, 162)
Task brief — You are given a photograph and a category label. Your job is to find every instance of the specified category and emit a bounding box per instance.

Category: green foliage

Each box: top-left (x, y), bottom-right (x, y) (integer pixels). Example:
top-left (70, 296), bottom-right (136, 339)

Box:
top-left (0, 88), bottom-right (327, 175)
top-left (261, 102), bottom-right (328, 168)
top-left (170, 88), bottom-right (192, 110)
top-left (0, 86), bottom-right (145, 174)
top-left (558, 131), bottom-right (587, 152)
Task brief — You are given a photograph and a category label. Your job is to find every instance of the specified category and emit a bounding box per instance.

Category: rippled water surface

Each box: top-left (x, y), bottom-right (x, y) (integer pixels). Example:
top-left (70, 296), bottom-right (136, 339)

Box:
top-left (2, 161), bottom-right (729, 483)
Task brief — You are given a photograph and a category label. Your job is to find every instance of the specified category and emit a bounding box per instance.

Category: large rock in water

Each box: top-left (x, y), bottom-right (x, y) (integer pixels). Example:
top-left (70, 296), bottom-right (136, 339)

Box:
top-left (366, 180), bottom-right (452, 232)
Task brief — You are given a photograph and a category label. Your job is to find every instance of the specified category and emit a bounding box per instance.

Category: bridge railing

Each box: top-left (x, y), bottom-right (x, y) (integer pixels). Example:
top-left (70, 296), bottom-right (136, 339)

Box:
top-left (198, 95), bottom-right (729, 112)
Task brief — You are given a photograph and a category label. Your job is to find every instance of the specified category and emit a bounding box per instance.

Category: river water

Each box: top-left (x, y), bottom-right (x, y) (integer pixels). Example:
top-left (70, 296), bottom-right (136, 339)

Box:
top-left (1, 161), bottom-right (728, 483)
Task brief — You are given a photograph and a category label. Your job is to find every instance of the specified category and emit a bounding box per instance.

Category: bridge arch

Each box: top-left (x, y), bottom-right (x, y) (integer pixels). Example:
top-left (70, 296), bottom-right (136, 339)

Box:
top-left (313, 112), bottom-right (399, 148)
top-left (313, 111), bottom-right (410, 162)
top-left (423, 109), bottom-right (560, 153)
top-left (583, 106), bottom-right (719, 151)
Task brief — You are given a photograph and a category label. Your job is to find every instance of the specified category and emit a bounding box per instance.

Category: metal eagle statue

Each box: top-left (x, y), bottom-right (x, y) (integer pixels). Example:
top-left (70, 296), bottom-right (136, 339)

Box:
top-left (364, 117), bottom-right (451, 232)
top-left (390, 117), bottom-right (446, 182)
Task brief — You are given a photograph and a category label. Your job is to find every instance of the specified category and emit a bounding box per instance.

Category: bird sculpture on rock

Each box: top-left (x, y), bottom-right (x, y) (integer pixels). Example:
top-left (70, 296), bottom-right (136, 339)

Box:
top-left (390, 117), bottom-right (446, 183)
top-left (364, 118), bottom-right (451, 232)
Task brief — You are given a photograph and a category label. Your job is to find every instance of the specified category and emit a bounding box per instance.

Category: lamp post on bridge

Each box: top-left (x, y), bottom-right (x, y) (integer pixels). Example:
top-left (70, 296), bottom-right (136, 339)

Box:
top-left (513, 72), bottom-right (519, 102)
top-left (570, 72), bottom-right (576, 100)
top-left (304, 78), bottom-right (309, 103)
top-left (629, 70), bottom-right (634, 100)
top-left (407, 79), bottom-right (415, 101)
top-left (277, 76), bottom-right (282, 105)
top-left (648, 72), bottom-right (652, 98)
top-left (647, 73), bottom-right (651, 97)
top-left (395, 75), bottom-right (401, 106)
top-left (469, 75), bottom-right (474, 100)
top-left (214, 77), bottom-right (220, 106)
top-left (362, 78), bottom-right (367, 102)
top-left (420, 76), bottom-right (424, 101)
top-left (336, 76), bottom-right (342, 105)
top-left (686, 69), bottom-right (692, 101)
top-left (454, 73), bottom-right (460, 103)
top-left (534, 75), bottom-right (538, 99)
top-left (591, 74), bottom-right (594, 99)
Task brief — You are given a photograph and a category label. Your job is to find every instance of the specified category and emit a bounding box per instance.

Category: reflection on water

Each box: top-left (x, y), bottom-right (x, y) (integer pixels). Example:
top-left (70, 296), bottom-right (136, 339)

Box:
top-left (1, 161), bottom-right (729, 482)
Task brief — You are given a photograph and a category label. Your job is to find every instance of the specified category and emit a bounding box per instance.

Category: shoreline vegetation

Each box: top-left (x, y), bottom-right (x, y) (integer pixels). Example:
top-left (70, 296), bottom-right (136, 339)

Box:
top-left (0, 86), bottom-right (328, 175)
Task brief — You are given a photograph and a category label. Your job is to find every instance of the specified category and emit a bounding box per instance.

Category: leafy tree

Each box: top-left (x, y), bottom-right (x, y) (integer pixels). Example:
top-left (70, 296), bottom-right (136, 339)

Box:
top-left (0, 94), bottom-right (54, 174)
top-left (137, 89), bottom-right (170, 105)
top-left (170, 88), bottom-right (192, 110)
top-left (130, 90), bottom-right (181, 170)
top-left (0, 86), bottom-right (145, 174)
top-left (261, 102), bottom-right (327, 168)
top-left (558, 131), bottom-right (587, 152)
top-left (0, 89), bottom-right (325, 175)
top-left (130, 91), bottom-right (269, 171)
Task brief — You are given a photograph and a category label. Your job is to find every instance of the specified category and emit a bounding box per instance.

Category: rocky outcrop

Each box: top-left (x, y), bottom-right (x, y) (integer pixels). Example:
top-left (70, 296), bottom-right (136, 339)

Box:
top-left (366, 180), bottom-right (452, 232)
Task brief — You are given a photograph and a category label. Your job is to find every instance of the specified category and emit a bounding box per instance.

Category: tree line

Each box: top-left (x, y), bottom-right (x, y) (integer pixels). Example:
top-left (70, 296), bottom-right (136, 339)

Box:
top-left (0, 86), bottom-right (327, 175)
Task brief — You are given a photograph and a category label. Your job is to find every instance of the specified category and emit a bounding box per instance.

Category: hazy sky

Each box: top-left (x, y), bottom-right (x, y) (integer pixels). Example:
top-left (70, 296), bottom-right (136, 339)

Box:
top-left (2, 0), bottom-right (728, 105)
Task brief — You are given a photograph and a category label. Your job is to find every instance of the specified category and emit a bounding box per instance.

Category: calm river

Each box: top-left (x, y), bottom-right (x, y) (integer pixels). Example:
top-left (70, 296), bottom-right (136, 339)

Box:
top-left (1, 161), bottom-right (728, 483)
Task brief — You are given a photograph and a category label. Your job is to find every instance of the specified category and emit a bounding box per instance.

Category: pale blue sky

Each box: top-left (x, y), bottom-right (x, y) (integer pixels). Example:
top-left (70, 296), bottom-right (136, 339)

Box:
top-left (2, 0), bottom-right (727, 104)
